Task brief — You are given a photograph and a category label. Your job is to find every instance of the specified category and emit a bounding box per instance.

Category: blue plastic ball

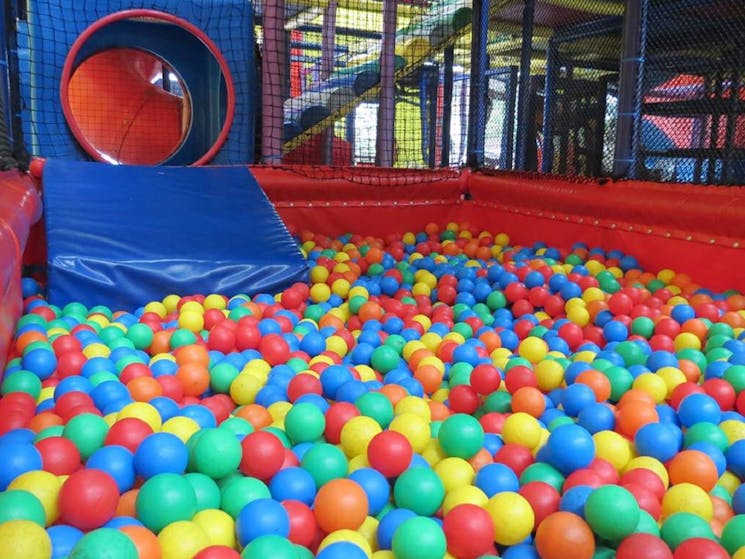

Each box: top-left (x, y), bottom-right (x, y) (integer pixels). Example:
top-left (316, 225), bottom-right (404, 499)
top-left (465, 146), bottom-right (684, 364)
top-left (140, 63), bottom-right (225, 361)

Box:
top-left (577, 402), bottom-right (615, 434)
top-left (236, 498), bottom-right (290, 546)
top-left (86, 445), bottom-right (136, 492)
top-left (48, 524), bottom-right (84, 559)
top-left (268, 467), bottom-right (317, 505)
top-left (0, 442), bottom-right (42, 490)
top-left (474, 463), bottom-right (520, 497)
top-left (377, 508), bottom-right (417, 550)
top-left (634, 422), bottom-right (681, 462)
top-left (559, 485), bottom-right (594, 518)
top-left (546, 423), bottom-right (595, 475)
top-left (677, 393), bottom-right (722, 427)
top-left (560, 383), bottom-right (596, 417)
top-left (348, 468), bottom-right (390, 516)
top-left (133, 432), bottom-right (189, 478)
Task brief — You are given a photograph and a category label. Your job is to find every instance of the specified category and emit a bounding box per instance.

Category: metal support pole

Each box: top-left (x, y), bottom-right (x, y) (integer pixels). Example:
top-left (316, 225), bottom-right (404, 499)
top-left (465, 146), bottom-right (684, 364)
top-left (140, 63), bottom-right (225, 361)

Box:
top-left (466, 0), bottom-right (490, 168)
top-left (262, 0), bottom-right (287, 164)
top-left (514, 0), bottom-right (535, 171)
top-left (541, 39), bottom-right (558, 174)
top-left (441, 45), bottom-right (455, 166)
top-left (321, 1), bottom-right (337, 165)
top-left (613, 0), bottom-right (646, 178)
top-left (376, 0), bottom-right (397, 167)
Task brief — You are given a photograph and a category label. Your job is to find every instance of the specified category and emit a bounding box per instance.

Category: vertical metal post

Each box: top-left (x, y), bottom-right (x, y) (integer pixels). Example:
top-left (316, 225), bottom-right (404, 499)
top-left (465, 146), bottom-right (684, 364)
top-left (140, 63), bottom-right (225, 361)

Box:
top-left (500, 66), bottom-right (518, 169)
top-left (514, 0), bottom-right (535, 171)
top-left (541, 39), bottom-right (558, 173)
top-left (613, 0), bottom-right (646, 178)
top-left (466, 0), bottom-right (490, 168)
top-left (321, 1), bottom-right (337, 165)
top-left (376, 0), bottom-right (397, 167)
top-left (262, 0), bottom-right (287, 163)
top-left (441, 45), bottom-right (454, 166)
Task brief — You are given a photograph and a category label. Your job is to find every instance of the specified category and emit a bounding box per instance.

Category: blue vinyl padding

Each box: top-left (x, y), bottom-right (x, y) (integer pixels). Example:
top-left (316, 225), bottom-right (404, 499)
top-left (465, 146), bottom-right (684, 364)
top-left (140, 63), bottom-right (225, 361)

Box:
top-left (43, 160), bottom-right (308, 310)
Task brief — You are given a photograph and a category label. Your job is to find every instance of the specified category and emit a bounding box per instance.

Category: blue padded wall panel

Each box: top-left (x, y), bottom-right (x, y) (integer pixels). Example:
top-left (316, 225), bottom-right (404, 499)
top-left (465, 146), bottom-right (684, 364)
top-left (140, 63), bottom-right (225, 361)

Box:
top-left (43, 160), bottom-right (308, 310)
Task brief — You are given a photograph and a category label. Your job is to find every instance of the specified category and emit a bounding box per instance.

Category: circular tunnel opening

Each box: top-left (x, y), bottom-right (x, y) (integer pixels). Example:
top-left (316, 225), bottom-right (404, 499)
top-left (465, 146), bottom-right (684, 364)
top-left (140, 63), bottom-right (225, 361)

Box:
top-left (60, 10), bottom-right (235, 166)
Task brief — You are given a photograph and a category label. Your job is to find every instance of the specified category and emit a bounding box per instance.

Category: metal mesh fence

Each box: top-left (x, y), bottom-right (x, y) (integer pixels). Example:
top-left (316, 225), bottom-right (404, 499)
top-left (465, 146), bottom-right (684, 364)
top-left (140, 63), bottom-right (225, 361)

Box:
top-left (483, 1), bottom-right (624, 177)
top-left (639, 0), bottom-right (745, 185)
top-left (3, 0), bottom-right (745, 183)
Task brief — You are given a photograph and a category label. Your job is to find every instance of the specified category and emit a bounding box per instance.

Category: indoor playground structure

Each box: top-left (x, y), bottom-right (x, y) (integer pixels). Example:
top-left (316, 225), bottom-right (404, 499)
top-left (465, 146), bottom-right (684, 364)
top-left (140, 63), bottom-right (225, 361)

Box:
top-left (2, 0), bottom-right (745, 559)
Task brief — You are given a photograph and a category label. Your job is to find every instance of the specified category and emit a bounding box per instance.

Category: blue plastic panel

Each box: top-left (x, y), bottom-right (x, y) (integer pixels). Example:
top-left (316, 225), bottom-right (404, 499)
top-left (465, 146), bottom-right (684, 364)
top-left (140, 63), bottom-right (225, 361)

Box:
top-left (43, 160), bottom-right (308, 310)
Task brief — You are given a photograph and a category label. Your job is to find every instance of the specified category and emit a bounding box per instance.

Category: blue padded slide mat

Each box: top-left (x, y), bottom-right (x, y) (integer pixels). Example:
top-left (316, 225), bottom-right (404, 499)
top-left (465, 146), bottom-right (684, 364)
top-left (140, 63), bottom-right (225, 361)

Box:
top-left (43, 160), bottom-right (308, 310)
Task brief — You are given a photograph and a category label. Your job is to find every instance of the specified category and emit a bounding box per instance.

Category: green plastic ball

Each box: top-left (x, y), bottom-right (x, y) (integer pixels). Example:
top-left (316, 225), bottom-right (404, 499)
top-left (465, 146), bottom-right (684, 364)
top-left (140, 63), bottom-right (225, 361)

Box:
top-left (62, 413), bottom-right (109, 460)
top-left (633, 509), bottom-right (661, 536)
top-left (584, 485), bottom-right (640, 541)
top-left (300, 443), bottom-right (348, 487)
top-left (721, 515), bottom-right (745, 555)
top-left (630, 317), bottom-right (655, 339)
top-left (392, 516), bottom-right (447, 559)
top-left (438, 413), bottom-right (484, 459)
top-left (219, 417), bottom-right (255, 438)
top-left (371, 345), bottom-right (400, 375)
top-left (169, 328), bottom-right (197, 349)
top-left (136, 473), bottom-right (198, 532)
top-left (1, 370), bottom-right (42, 399)
top-left (482, 391), bottom-right (512, 413)
top-left (660, 512), bottom-right (716, 550)
top-left (0, 490), bottom-right (46, 526)
top-left (519, 463), bottom-right (564, 492)
top-left (69, 528), bottom-right (138, 559)
top-left (683, 422), bottom-right (729, 451)
top-left (209, 363), bottom-right (240, 394)
top-left (393, 467), bottom-right (445, 516)
top-left (355, 391), bottom-right (394, 428)
top-left (189, 428), bottom-right (242, 480)
top-left (724, 365), bottom-right (745, 393)
top-left (602, 366), bottom-right (634, 402)
top-left (284, 403), bottom-right (326, 444)
top-left (184, 472), bottom-right (221, 511)
top-left (220, 476), bottom-right (271, 519)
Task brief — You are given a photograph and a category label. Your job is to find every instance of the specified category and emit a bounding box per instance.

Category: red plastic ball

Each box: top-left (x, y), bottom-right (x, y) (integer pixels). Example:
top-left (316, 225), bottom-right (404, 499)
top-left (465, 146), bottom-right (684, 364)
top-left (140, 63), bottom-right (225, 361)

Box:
top-left (479, 412), bottom-right (506, 435)
top-left (193, 546), bottom-right (242, 559)
top-left (103, 417), bottom-right (154, 453)
top-left (324, 402), bottom-right (360, 445)
top-left (493, 443), bottom-right (535, 477)
top-left (35, 436), bottom-right (82, 475)
top-left (443, 504), bottom-right (496, 559)
top-left (448, 385), bottom-right (481, 414)
top-left (587, 458), bottom-right (619, 485)
top-left (562, 469), bottom-right (603, 491)
top-left (504, 366), bottom-right (538, 393)
top-left (669, 382), bottom-right (705, 410)
top-left (622, 482), bottom-right (661, 520)
top-left (287, 373), bottom-right (323, 402)
top-left (616, 533), bottom-right (673, 559)
top-left (702, 378), bottom-right (736, 411)
top-left (156, 374), bottom-right (185, 402)
top-left (518, 481), bottom-right (561, 526)
top-left (619, 468), bottom-right (666, 501)
top-left (673, 538), bottom-right (729, 559)
top-left (283, 499), bottom-right (317, 548)
top-left (56, 351), bottom-right (87, 378)
top-left (367, 430), bottom-right (413, 478)
top-left (207, 325), bottom-right (236, 353)
top-left (58, 469), bottom-right (120, 530)
top-left (470, 364), bottom-right (502, 395)
top-left (239, 430), bottom-right (286, 481)
top-left (259, 334), bottom-right (291, 366)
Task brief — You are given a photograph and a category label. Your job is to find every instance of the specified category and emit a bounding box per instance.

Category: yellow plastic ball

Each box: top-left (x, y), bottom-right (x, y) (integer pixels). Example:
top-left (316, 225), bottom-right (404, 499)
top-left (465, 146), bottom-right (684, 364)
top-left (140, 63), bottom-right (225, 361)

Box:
top-left (656, 366), bottom-right (687, 398)
top-left (535, 360), bottom-right (565, 392)
top-left (632, 372), bottom-right (668, 404)
top-left (442, 485), bottom-right (488, 514)
top-left (421, 439), bottom-right (447, 466)
top-left (340, 416), bottom-right (382, 458)
top-left (7, 471), bottom-right (60, 526)
top-left (37, 386), bottom-right (55, 405)
top-left (720, 419), bottom-right (745, 444)
top-left (567, 306), bottom-right (590, 327)
top-left (490, 348), bottom-right (512, 369)
top-left (318, 530), bottom-right (372, 558)
top-left (144, 301), bottom-right (167, 318)
top-left (358, 516), bottom-right (380, 553)
top-left (177, 310), bottom-right (204, 332)
top-left (179, 300), bottom-right (204, 315)
top-left (326, 335), bottom-right (348, 357)
top-left (82, 342), bottom-right (110, 358)
top-left (389, 412), bottom-right (432, 454)
top-left (242, 359), bottom-right (271, 379)
top-left (348, 454), bottom-right (371, 472)
top-left (348, 286), bottom-right (369, 299)
top-left (657, 269), bottom-right (676, 283)
top-left (229, 373), bottom-right (264, 405)
top-left (733, 547), bottom-right (745, 559)
top-left (158, 520), bottom-right (210, 559)
top-left (0, 520), bottom-right (52, 559)
top-left (394, 396), bottom-right (431, 421)
top-left (674, 332), bottom-right (702, 351)
top-left (518, 336), bottom-right (548, 363)
top-left (485, 491), bottom-right (535, 546)
top-left (420, 332), bottom-right (443, 352)
top-left (411, 283), bottom-right (431, 297)
top-left (564, 297), bottom-right (586, 311)
top-left (593, 430), bottom-right (634, 473)
top-left (624, 456), bottom-right (669, 488)
top-left (268, 401), bottom-right (293, 426)
top-left (310, 283), bottom-right (331, 303)
top-left (162, 294), bottom-right (181, 313)
top-left (402, 341), bottom-right (426, 360)
top-left (161, 416), bottom-right (201, 443)
top-left (718, 471), bottom-right (740, 495)
top-left (661, 483), bottom-right (713, 521)
top-left (355, 365), bottom-right (377, 382)
top-left (331, 278), bottom-right (351, 298)
top-left (431, 388), bottom-right (450, 403)
top-left (203, 294), bottom-right (227, 310)
top-left (433, 457), bottom-right (475, 492)
top-left (192, 509), bottom-right (236, 548)
top-left (372, 550), bottom-right (396, 559)
top-left (501, 412), bottom-right (542, 450)
top-left (412, 314), bottom-right (432, 331)
top-left (418, 355), bottom-right (445, 375)
top-left (310, 265), bottom-right (330, 284)
top-left (117, 401), bottom-right (162, 432)
top-left (573, 350), bottom-right (597, 363)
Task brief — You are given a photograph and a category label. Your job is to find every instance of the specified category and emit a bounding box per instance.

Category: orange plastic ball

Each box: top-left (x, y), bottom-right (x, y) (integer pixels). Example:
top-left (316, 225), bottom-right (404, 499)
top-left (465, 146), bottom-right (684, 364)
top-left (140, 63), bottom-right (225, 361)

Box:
top-left (313, 478), bottom-right (369, 533)
top-left (510, 386), bottom-right (546, 418)
top-left (535, 511), bottom-right (595, 559)
top-left (667, 450), bottom-right (719, 491)
top-left (119, 525), bottom-right (162, 559)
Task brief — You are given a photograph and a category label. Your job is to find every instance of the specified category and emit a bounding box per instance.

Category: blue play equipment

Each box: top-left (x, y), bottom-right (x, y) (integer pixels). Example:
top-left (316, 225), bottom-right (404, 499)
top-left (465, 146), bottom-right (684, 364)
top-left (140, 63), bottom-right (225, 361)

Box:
top-left (43, 160), bottom-right (308, 310)
top-left (18, 0), bottom-right (256, 164)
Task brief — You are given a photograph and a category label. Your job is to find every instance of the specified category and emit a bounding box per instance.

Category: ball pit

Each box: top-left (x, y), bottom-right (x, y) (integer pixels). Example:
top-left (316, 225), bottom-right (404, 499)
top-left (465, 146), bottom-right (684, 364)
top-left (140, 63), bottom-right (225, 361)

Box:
top-left (2, 223), bottom-right (745, 558)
